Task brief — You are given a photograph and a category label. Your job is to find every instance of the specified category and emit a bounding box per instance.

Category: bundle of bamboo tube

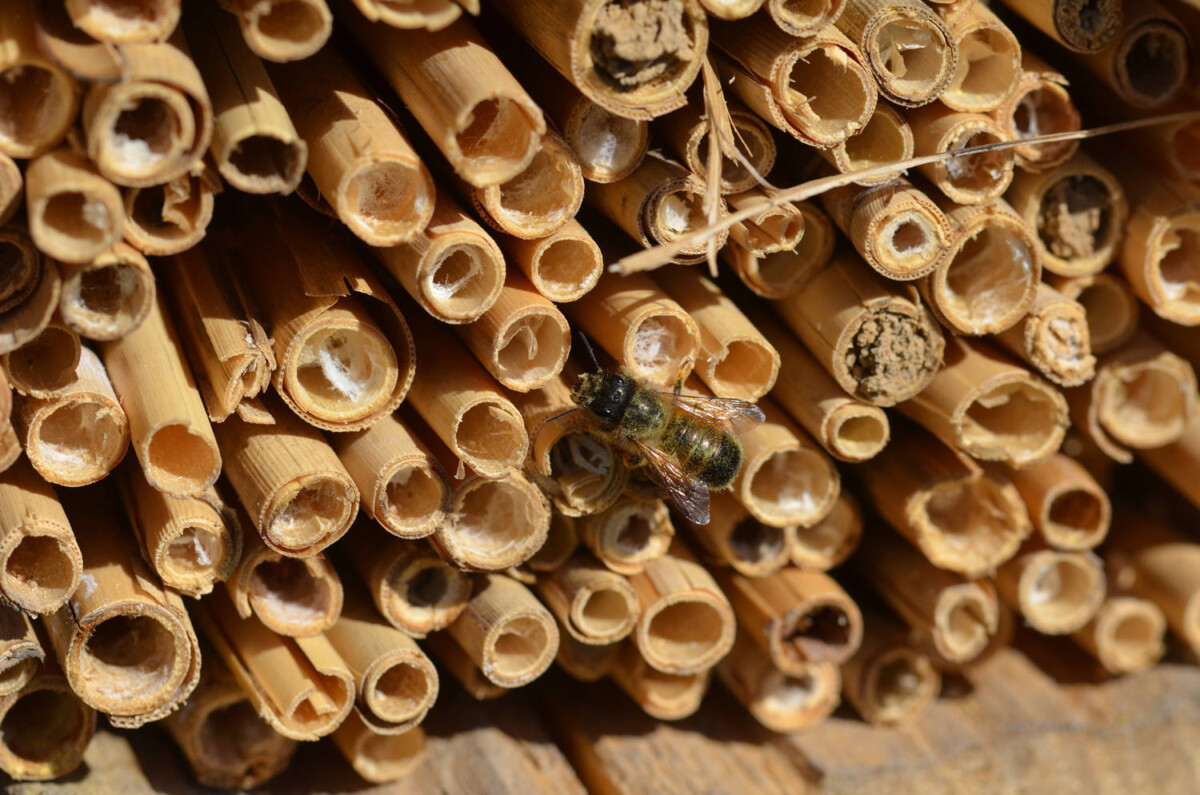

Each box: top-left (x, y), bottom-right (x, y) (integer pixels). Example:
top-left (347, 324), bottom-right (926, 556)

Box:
top-left (0, 0), bottom-right (1198, 788)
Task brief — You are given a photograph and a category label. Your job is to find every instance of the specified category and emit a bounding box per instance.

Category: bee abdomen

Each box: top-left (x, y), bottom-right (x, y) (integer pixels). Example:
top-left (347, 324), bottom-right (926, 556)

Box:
top-left (698, 433), bottom-right (742, 490)
top-left (667, 419), bottom-right (742, 490)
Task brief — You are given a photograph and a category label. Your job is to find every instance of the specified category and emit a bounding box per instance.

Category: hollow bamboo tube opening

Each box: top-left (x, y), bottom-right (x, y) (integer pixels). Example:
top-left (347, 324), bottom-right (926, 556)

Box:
top-left (921, 473), bottom-right (1028, 576)
top-left (65, 0), bottom-right (180, 43)
top-left (74, 612), bottom-right (188, 713)
top-left (502, 220), bottom-right (604, 304)
top-left (914, 111), bottom-right (1013, 205)
top-left (539, 552), bottom-right (640, 645)
top-left (1010, 0), bottom-right (1122, 52)
top-left (1075, 597), bottom-right (1166, 675)
top-left (58, 244), bottom-right (155, 341)
top-left (776, 33), bottom-right (876, 147)
top-left (821, 179), bottom-right (948, 281)
top-left (5, 325), bottom-right (79, 399)
top-left (241, 552), bottom-right (343, 638)
top-left (0, 4), bottom-right (79, 160)
top-left (333, 717), bottom-right (425, 785)
top-left (472, 133), bottom-right (584, 239)
top-left (0, 612), bottom-right (41, 699)
top-left (340, 158), bottom-right (432, 246)
top-left (826, 103), bottom-right (912, 186)
top-left (726, 191), bottom-right (806, 257)
top-left (768, 0), bottom-right (845, 35)
top-left (1110, 15), bottom-right (1190, 108)
top-left (0, 229), bottom-right (60, 357)
top-left (1007, 453), bottom-right (1110, 551)
top-left (0, 461), bottom-right (82, 614)
top-left (1049, 273), bottom-right (1138, 355)
top-left (228, 0), bottom-right (332, 62)
top-left (448, 574), bottom-right (559, 688)
top-left (660, 104), bottom-right (776, 195)
top-left (935, 584), bottom-right (996, 662)
top-left (0, 153), bottom-right (19, 226)
top-left (941, 6), bottom-right (1020, 113)
top-left (568, 100), bottom-right (649, 183)
top-left (736, 412), bottom-right (840, 528)
top-left (437, 470), bottom-right (550, 571)
top-left (722, 203), bottom-right (834, 299)
top-left (848, 643), bottom-right (940, 726)
top-left (123, 172), bottom-right (216, 257)
top-left (611, 643), bottom-right (709, 721)
top-left (578, 497), bottom-right (673, 575)
top-left (997, 548), bottom-right (1105, 635)
top-left (461, 274), bottom-right (571, 392)
top-left (83, 81), bottom-right (196, 187)
top-left (686, 492), bottom-right (790, 577)
top-left (26, 150), bottom-right (125, 265)
top-left (718, 632), bottom-right (840, 732)
top-left (633, 565), bottom-right (734, 675)
top-left (791, 492), bottom-right (862, 571)
top-left (847, 1), bottom-right (955, 106)
top-left (0, 674), bottom-right (95, 782)
top-left (998, 56), bottom-right (1080, 171)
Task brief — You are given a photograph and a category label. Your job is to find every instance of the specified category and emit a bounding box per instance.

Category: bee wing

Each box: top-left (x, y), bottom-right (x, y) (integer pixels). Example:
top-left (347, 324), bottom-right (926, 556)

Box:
top-left (635, 441), bottom-right (712, 525)
top-left (662, 392), bottom-right (766, 433)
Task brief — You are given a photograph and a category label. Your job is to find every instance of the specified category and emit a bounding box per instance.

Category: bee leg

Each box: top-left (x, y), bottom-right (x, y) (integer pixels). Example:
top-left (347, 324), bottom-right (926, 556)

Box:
top-left (672, 358), bottom-right (693, 395)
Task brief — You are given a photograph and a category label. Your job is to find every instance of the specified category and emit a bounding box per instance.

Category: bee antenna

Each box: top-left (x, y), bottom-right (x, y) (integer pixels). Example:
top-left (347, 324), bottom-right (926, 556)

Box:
top-left (577, 331), bottom-right (602, 372)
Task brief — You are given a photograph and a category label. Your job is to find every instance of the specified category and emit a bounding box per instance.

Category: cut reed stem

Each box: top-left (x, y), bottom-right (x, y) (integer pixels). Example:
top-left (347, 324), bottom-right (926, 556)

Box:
top-left (57, 243), bottom-right (155, 341)
top-left (223, 0), bottom-right (332, 62)
top-left (995, 544), bottom-right (1105, 634)
top-left (717, 630), bottom-right (840, 732)
top-left (611, 642), bottom-right (710, 721)
top-left (25, 148), bottom-right (124, 265)
top-left (447, 573), bottom-right (560, 688)
top-left (0, 0), bottom-right (80, 158)
top-left (0, 459), bottom-right (82, 614)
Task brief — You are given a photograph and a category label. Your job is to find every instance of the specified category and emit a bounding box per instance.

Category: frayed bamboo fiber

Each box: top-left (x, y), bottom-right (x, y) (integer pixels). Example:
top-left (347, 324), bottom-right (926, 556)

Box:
top-left (853, 528), bottom-right (999, 664)
top-left (45, 487), bottom-right (200, 727)
top-left (0, 153), bottom-right (19, 226)
top-left (346, 0), bottom-right (460, 28)
top-left (222, 0), bottom-right (332, 62)
top-left (195, 588), bottom-right (354, 740)
top-left (0, 0), bottom-right (80, 159)
top-left (164, 654), bottom-right (298, 790)
top-left (341, 523), bottom-right (471, 638)
top-left (909, 105), bottom-right (1013, 205)
top-left (899, 335), bottom-right (1069, 468)
top-left (1071, 595), bottom-right (1166, 675)
top-left (468, 132), bottom-right (584, 240)
top-left (684, 491), bottom-right (791, 578)
top-left (214, 396), bottom-right (359, 558)
top-left (821, 177), bottom-right (949, 280)
top-left (486, 0), bottom-right (708, 121)
top-left (656, 99), bottom-right (776, 194)
top-left (446, 573), bottom-right (559, 688)
top-left (122, 167), bottom-right (218, 256)
top-left (717, 630), bottom-right (840, 732)
top-left (0, 227), bottom-right (60, 356)
top-left (57, 243), bottom-right (155, 341)
top-left (1048, 272), bottom-right (1139, 354)
top-left (611, 642), bottom-right (710, 721)
top-left (834, 0), bottom-right (957, 106)
top-left (1075, 0), bottom-right (1191, 109)
top-left (0, 459), bottom-right (81, 614)
top-left (792, 491), bottom-right (862, 571)
top-left (228, 528), bottom-right (343, 637)
top-left (773, 250), bottom-right (944, 406)
top-left (421, 632), bottom-right (506, 700)
top-left (371, 190), bottom-right (505, 324)
top-left (25, 149), bottom-right (124, 265)
top-left (577, 496), bottom-right (674, 575)
top-left (628, 546), bottom-right (735, 675)
top-left (538, 550), bottom-right (640, 645)
top-left (1006, 452), bottom-right (1110, 552)
top-left (994, 0), bottom-right (1121, 52)
top-left (726, 189), bottom-right (806, 256)
top-left (4, 323), bottom-right (79, 400)
top-left (65, 0), bottom-right (179, 43)
top-left (722, 200), bottom-right (835, 298)
top-left (993, 51), bottom-right (1081, 172)
top-left (326, 583), bottom-right (438, 734)
top-left (860, 420), bottom-right (1032, 578)
top-left (0, 662), bottom-right (95, 782)
top-left (434, 462), bottom-right (551, 572)
top-left (529, 513), bottom-right (580, 574)
top-left (842, 607), bottom-right (940, 726)
top-left (501, 219), bottom-right (604, 303)
top-left (711, 19), bottom-right (876, 147)
top-left (332, 714), bottom-right (426, 784)
top-left (1066, 331), bottom-right (1197, 464)
top-left (820, 102), bottom-right (913, 186)
top-left (767, 0), bottom-right (846, 35)
top-left (993, 284), bottom-right (1095, 387)
top-left (187, 3), bottom-right (306, 194)
top-left (557, 633), bottom-right (618, 682)
top-left (995, 543), bottom-right (1105, 634)
top-left (940, 4), bottom-right (1021, 113)
top-left (0, 612), bottom-right (40, 699)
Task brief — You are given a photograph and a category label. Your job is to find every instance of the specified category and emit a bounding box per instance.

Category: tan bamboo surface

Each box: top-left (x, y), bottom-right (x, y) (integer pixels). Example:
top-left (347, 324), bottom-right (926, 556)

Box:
top-left (227, 526), bottom-right (343, 637)
top-left (995, 543), bottom-right (1106, 635)
top-left (716, 630), bottom-right (840, 732)
top-left (4, 322), bottom-right (79, 400)
top-left (1048, 271), bottom-right (1139, 354)
top-left (820, 102), bottom-right (914, 186)
top-left (773, 251), bottom-right (945, 407)
top-left (57, 242), bottom-right (155, 341)
top-left (854, 528), bottom-right (1000, 665)
top-left (0, 610), bottom-right (41, 698)
top-left (701, 0), bottom-right (764, 20)
top-left (345, 0), bottom-right (461, 28)
top-left (25, 148), bottom-right (124, 265)
top-left (468, 132), bottom-right (584, 240)
top-left (0, 660), bottom-right (95, 782)
top-left (821, 178), bottom-right (949, 281)
top-left (500, 219), bottom-right (604, 303)
top-left (766, 0), bottom-right (845, 34)
top-left (325, 583), bottom-right (438, 734)
top-left (992, 51), bottom-right (1081, 172)
top-left (0, 227), bottom-right (61, 356)
top-left (419, 631), bottom-right (505, 700)
top-left (628, 546), bottom-right (735, 675)
top-left (187, 3), bottom-right (307, 195)
top-left (1122, 96), bottom-right (1200, 183)
top-left (791, 491), bottom-right (863, 571)
top-left (195, 588), bottom-right (354, 740)
top-left (485, 0), bottom-right (708, 121)
top-left (435, 462), bottom-right (551, 572)
top-left (65, 0), bottom-right (179, 43)
top-left (556, 632), bottom-right (618, 682)
top-left (834, 0), bottom-right (957, 106)
top-left (656, 99), bottom-right (777, 195)
top-left (684, 491), bottom-right (791, 578)
top-left (610, 641), bottom-right (710, 721)
top-left (941, 4), bottom-right (1021, 113)
top-left (1071, 595), bottom-right (1167, 676)
top-left (909, 105), bottom-right (1014, 205)
top-left (0, 152), bottom-right (20, 226)
top-left (537, 550), bottom-right (639, 645)
top-left (993, 283), bottom-right (1096, 387)
top-left (860, 420), bottom-right (1032, 578)
top-left (528, 513), bottom-right (580, 574)
top-left (222, 0), bottom-right (332, 62)
top-left (0, 0), bottom-right (80, 159)
top-left (711, 19), bottom-right (877, 147)
top-left (577, 496), bottom-right (674, 576)
top-left (122, 168), bottom-right (218, 256)
top-left (214, 395), bottom-right (359, 558)
top-left (100, 292), bottom-right (221, 496)
top-left (341, 523), bottom-right (471, 638)
top-left (842, 607), bottom-right (940, 726)
top-left (1076, 0), bottom-right (1190, 109)
top-left (445, 573), bottom-right (560, 688)
top-left (164, 653), bottom-right (298, 790)
top-left (0, 459), bottom-right (81, 614)
top-left (332, 715), bottom-right (426, 784)
top-left (27, 0), bottom-right (123, 81)
top-left (725, 189), bottom-right (806, 256)
top-left (1067, 331), bottom-right (1197, 464)
top-left (723, 200), bottom-right (835, 299)
top-left (1000, 0), bottom-right (1123, 50)
top-left (1005, 452), bottom-right (1110, 551)
top-left (45, 487), bottom-right (200, 728)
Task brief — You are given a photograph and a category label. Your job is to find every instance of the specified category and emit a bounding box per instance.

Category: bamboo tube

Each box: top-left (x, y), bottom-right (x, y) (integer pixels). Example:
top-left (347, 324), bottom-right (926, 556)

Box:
top-left (0, 612), bottom-right (40, 699)
top-left (446, 573), bottom-right (559, 688)
top-left (215, 397), bottom-right (359, 558)
top-left (834, 0), bottom-right (956, 106)
top-left (537, 551), bottom-right (639, 645)
top-left (346, 0), bottom-right (460, 28)
top-left (628, 547), bottom-right (735, 675)
top-left (1124, 98), bottom-right (1200, 183)
top-left (0, 153), bottom-right (19, 226)
top-left (923, 197), bottom-right (1040, 335)
top-left (993, 284), bottom-right (1095, 388)
top-left (1140, 417), bottom-right (1200, 515)
top-left (435, 466), bottom-right (551, 572)
top-left (45, 487), bottom-right (200, 727)
top-left (372, 190), bottom-right (505, 324)
top-left (586, 153), bottom-right (729, 266)
top-left (899, 336), bottom-right (1069, 467)
top-left (723, 200), bottom-right (834, 299)
top-left (766, 0), bottom-right (846, 34)
top-left (187, 4), bottom-right (306, 194)
top-left (862, 421), bottom-right (1032, 577)
top-left (1077, 1), bottom-right (1190, 108)
top-left (842, 608), bottom-right (939, 726)
top-left (486, 0), bottom-right (708, 121)
top-left (342, 524), bottom-right (471, 638)
top-left (65, 0), bottom-right (179, 43)
top-left (909, 105), bottom-right (1013, 204)
top-left (1068, 332), bottom-right (1197, 464)
top-left (939, 5), bottom-right (1020, 113)
top-left (556, 633), bottom-right (618, 682)
top-left (0, 421), bottom-right (18, 475)
top-left (223, 0), bottom-right (332, 62)
top-left (684, 491), bottom-right (791, 578)
top-left (725, 189), bottom-right (806, 256)
top-left (791, 491), bottom-right (862, 571)
top-left (421, 632), bottom-right (506, 700)
top-left (227, 528), bottom-right (343, 637)
top-left (347, 15), bottom-right (545, 187)
top-left (1006, 453), bottom-right (1110, 552)
top-left (577, 497), bottom-right (674, 575)
top-left (1048, 272), bottom-right (1139, 355)
top-left (821, 102), bottom-right (913, 185)
top-left (853, 528), bottom-right (999, 663)
top-left (502, 220), bottom-right (604, 304)
top-left (25, 149), bottom-right (124, 265)
top-left (0, 460), bottom-right (81, 614)
top-left (164, 654), bottom-right (297, 790)
top-left (468, 132), bottom-right (584, 240)
top-left (81, 36), bottom-right (212, 188)
top-left (1071, 595), bottom-right (1166, 675)
top-left (995, 0), bottom-right (1121, 52)
top-left (568, 271), bottom-right (700, 388)
top-left (993, 52), bottom-right (1080, 172)
top-left (717, 630), bottom-right (840, 732)
top-left (773, 251), bottom-right (944, 406)
top-left (611, 642), bottom-right (709, 721)
top-left (701, 0), bottom-right (764, 19)
top-left (122, 168), bottom-right (218, 256)
top-left (196, 589), bottom-right (354, 740)
top-left (656, 100), bottom-right (776, 195)
top-left (939, 598), bottom-right (1014, 673)
top-left (529, 513), bottom-right (580, 574)
top-left (711, 20), bottom-right (876, 147)
top-left (0, 0), bottom-right (80, 159)
top-left (996, 544), bottom-right (1105, 634)
top-left (333, 714), bottom-right (425, 784)
top-left (0, 227), bottom-right (61, 357)
top-left (4, 323), bottom-right (79, 400)
top-left (326, 584), bottom-right (438, 734)
top-left (27, 0), bottom-right (123, 81)
top-left (0, 663), bottom-right (95, 782)
top-left (57, 243), bottom-right (155, 342)
top-left (331, 414), bottom-right (447, 540)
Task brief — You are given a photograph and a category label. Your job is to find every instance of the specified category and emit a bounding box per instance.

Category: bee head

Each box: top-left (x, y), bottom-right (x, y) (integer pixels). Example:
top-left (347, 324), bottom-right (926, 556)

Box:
top-left (572, 370), bottom-right (635, 428)
top-left (571, 372), bottom-right (603, 408)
